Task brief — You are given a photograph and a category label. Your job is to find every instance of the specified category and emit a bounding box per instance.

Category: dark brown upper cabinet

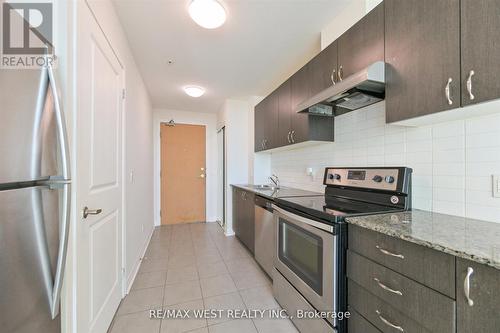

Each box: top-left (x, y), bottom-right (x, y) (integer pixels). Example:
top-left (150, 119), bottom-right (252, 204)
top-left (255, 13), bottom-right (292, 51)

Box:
top-left (385, 0), bottom-right (461, 123)
top-left (456, 258), bottom-right (500, 333)
top-left (254, 99), bottom-right (266, 152)
top-left (308, 41), bottom-right (338, 97)
top-left (460, 0), bottom-right (500, 107)
top-left (290, 64), bottom-right (311, 144)
top-left (254, 94), bottom-right (278, 152)
top-left (277, 80), bottom-right (292, 147)
top-left (338, 2), bottom-right (384, 80)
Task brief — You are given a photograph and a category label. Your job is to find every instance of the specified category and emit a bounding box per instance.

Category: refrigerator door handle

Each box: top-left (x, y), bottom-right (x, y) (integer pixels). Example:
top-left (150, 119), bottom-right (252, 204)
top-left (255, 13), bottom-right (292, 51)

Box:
top-left (49, 183), bottom-right (71, 318)
top-left (46, 62), bottom-right (72, 319)
top-left (47, 62), bottom-right (71, 181)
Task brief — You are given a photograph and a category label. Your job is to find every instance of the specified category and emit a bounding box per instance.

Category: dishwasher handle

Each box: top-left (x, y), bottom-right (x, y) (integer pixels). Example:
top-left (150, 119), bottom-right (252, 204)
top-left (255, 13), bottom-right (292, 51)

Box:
top-left (255, 195), bottom-right (274, 212)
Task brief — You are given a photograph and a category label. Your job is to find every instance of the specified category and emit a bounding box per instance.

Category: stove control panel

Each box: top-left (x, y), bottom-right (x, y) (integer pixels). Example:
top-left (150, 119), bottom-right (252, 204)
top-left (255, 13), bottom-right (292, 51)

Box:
top-left (324, 167), bottom-right (402, 191)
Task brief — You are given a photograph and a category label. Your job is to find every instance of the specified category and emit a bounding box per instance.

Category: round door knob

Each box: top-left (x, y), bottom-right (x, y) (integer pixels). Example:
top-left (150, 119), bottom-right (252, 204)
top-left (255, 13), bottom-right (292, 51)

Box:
top-left (372, 175), bottom-right (383, 183)
top-left (385, 176), bottom-right (395, 183)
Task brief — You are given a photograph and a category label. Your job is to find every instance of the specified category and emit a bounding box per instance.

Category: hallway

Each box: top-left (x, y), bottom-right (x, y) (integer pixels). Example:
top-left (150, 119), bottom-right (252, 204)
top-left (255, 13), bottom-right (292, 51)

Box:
top-left (108, 223), bottom-right (298, 333)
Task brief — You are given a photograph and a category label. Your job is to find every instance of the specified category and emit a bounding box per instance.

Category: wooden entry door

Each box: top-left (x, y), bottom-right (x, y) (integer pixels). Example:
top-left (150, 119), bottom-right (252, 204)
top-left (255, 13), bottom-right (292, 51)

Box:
top-left (161, 123), bottom-right (206, 224)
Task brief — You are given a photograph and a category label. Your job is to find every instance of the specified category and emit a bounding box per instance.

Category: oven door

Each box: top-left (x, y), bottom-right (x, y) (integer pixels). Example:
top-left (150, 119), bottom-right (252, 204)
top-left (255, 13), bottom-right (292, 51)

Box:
top-left (273, 205), bottom-right (336, 314)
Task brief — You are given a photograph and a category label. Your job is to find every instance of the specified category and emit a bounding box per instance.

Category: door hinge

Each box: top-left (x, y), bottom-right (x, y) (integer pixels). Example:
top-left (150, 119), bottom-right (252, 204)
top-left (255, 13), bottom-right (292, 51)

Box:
top-left (122, 89), bottom-right (126, 99)
top-left (160, 210), bottom-right (162, 217)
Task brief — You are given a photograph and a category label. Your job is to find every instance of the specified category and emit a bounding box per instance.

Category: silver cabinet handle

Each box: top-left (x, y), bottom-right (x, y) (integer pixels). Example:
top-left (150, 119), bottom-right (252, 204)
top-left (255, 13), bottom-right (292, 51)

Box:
top-left (445, 77), bottom-right (453, 105)
top-left (376, 245), bottom-right (405, 259)
top-left (466, 70), bottom-right (475, 100)
top-left (291, 130), bottom-right (295, 143)
top-left (83, 206), bottom-right (103, 219)
top-left (330, 68), bottom-right (336, 85)
top-left (374, 277), bottom-right (403, 296)
top-left (464, 267), bottom-right (474, 307)
top-left (338, 65), bottom-right (343, 82)
top-left (376, 310), bottom-right (404, 332)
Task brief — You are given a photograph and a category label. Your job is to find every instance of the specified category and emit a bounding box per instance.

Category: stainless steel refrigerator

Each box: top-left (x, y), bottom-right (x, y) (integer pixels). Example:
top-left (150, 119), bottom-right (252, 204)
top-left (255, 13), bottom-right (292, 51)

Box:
top-left (0, 65), bottom-right (71, 332)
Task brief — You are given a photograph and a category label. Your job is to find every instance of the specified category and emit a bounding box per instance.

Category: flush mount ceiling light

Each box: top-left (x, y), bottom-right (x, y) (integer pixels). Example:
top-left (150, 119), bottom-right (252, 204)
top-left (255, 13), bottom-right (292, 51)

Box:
top-left (184, 85), bottom-right (205, 97)
top-left (188, 0), bottom-right (227, 29)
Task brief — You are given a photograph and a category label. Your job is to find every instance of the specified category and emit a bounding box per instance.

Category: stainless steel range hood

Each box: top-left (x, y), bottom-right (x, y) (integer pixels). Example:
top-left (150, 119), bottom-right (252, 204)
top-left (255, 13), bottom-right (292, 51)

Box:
top-left (295, 61), bottom-right (385, 116)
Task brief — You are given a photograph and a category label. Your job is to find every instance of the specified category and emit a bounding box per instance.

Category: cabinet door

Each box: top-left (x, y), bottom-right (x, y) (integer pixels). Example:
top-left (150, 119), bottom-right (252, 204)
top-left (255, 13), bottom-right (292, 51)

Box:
top-left (277, 80), bottom-right (292, 147)
top-left (263, 94), bottom-right (279, 150)
top-left (243, 191), bottom-right (255, 254)
top-left (291, 64), bottom-right (310, 144)
top-left (254, 101), bottom-right (266, 152)
top-left (232, 188), bottom-right (242, 237)
top-left (309, 41), bottom-right (338, 97)
top-left (461, 0), bottom-right (500, 106)
top-left (385, 0), bottom-right (460, 123)
top-left (338, 2), bottom-right (384, 80)
top-left (457, 258), bottom-right (500, 332)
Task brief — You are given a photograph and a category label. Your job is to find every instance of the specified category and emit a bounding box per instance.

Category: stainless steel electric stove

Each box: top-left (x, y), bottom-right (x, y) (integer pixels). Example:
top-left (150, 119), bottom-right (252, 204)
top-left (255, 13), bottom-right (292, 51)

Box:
top-left (272, 167), bottom-right (412, 333)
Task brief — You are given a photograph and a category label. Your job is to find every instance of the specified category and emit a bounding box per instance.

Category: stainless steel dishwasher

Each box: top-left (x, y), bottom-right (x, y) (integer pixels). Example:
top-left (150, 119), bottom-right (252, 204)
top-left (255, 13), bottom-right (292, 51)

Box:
top-left (254, 195), bottom-right (275, 278)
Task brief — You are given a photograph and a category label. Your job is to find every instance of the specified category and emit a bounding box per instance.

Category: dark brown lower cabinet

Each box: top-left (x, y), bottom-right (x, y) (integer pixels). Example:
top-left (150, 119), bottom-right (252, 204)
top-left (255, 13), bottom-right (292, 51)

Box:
top-left (457, 258), bottom-right (500, 333)
top-left (232, 187), bottom-right (254, 254)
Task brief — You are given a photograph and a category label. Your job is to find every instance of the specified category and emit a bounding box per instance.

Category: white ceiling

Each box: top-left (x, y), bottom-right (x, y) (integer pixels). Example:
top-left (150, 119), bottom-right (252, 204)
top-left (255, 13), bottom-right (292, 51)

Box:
top-left (113, 0), bottom-right (351, 113)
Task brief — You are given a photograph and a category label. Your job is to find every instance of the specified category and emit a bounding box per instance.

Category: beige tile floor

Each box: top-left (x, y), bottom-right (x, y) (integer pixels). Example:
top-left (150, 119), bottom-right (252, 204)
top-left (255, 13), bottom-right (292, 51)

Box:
top-left (108, 222), bottom-right (298, 333)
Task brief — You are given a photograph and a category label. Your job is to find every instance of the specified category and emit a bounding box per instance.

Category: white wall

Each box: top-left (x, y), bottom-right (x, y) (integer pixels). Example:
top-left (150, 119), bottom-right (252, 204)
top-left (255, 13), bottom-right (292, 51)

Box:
top-left (270, 101), bottom-right (500, 223)
top-left (153, 109), bottom-right (218, 225)
top-left (320, 0), bottom-right (382, 49)
top-left (217, 99), bottom-right (255, 235)
top-left (80, 0), bottom-right (155, 293)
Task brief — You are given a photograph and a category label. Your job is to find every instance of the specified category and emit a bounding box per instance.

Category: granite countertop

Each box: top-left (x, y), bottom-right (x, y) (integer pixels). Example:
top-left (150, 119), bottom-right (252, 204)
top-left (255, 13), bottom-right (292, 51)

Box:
top-left (231, 184), bottom-right (322, 200)
top-left (345, 209), bottom-right (500, 270)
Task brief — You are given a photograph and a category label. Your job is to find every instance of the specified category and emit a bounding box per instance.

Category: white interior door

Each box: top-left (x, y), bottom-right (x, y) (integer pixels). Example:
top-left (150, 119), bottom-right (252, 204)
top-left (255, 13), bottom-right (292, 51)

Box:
top-left (76, 4), bottom-right (124, 333)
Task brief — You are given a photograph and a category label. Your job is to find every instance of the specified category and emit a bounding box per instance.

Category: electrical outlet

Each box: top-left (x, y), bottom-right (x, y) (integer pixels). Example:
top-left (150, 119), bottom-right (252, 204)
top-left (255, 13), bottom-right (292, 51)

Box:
top-left (494, 175), bottom-right (500, 198)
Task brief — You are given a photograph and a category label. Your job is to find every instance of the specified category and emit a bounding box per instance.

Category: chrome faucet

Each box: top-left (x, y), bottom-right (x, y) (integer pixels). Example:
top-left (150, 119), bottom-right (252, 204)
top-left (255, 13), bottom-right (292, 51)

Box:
top-left (269, 174), bottom-right (280, 189)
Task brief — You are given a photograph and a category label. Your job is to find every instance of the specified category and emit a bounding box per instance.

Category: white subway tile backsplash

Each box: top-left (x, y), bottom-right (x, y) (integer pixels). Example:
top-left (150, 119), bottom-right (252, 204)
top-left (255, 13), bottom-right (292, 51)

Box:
top-left (465, 204), bottom-right (500, 222)
top-left (466, 132), bottom-right (500, 148)
top-left (467, 147), bottom-right (500, 162)
top-left (466, 176), bottom-right (493, 192)
top-left (465, 113), bottom-right (500, 134)
top-left (433, 201), bottom-right (466, 216)
top-left (270, 104), bottom-right (500, 223)
top-left (433, 120), bottom-right (465, 138)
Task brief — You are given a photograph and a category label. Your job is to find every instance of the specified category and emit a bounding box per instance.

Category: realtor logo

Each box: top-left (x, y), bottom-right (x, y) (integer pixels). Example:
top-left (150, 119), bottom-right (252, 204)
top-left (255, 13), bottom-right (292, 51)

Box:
top-left (1, 2), bottom-right (55, 68)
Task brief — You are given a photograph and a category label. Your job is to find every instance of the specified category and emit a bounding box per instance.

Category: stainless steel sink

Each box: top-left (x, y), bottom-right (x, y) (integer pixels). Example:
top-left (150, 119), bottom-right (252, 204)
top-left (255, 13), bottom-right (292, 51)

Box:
top-left (251, 184), bottom-right (277, 190)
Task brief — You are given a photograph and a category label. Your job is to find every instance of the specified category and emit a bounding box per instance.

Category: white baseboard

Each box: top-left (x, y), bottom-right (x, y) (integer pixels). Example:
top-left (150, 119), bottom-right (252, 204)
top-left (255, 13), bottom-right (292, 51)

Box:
top-left (125, 227), bottom-right (154, 294)
top-left (224, 227), bottom-right (235, 236)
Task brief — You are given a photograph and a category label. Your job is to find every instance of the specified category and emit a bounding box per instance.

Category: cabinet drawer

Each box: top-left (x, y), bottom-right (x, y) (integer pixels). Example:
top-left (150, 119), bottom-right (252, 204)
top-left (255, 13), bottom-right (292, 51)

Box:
top-left (348, 225), bottom-right (455, 298)
top-left (349, 280), bottom-right (436, 333)
top-left (273, 269), bottom-right (334, 333)
top-left (348, 308), bottom-right (381, 333)
top-left (347, 251), bottom-right (455, 333)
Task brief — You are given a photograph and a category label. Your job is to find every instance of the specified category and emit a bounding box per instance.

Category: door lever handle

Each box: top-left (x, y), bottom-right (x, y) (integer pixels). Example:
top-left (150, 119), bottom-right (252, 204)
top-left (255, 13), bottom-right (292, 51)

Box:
top-left (83, 206), bottom-right (103, 219)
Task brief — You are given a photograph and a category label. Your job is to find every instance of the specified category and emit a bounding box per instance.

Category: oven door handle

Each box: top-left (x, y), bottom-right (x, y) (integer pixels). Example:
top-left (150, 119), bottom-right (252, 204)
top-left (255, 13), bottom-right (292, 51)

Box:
top-left (272, 205), bottom-right (334, 233)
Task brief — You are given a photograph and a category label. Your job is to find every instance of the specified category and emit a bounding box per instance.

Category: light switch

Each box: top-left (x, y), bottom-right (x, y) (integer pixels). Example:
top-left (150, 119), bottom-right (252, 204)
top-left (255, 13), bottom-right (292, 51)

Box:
top-left (306, 167), bottom-right (314, 176)
top-left (494, 175), bottom-right (500, 198)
